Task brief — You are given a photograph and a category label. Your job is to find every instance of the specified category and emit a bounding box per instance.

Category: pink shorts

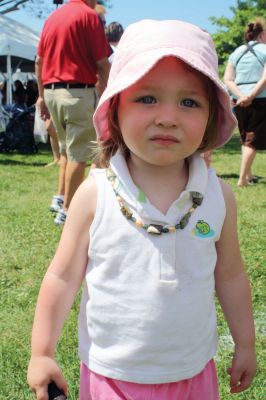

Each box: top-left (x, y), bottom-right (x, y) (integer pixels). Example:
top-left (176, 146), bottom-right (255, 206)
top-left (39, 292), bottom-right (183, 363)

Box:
top-left (79, 359), bottom-right (219, 400)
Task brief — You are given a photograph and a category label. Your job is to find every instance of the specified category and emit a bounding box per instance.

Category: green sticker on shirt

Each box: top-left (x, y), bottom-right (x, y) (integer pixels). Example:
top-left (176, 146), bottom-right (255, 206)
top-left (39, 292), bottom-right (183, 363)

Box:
top-left (192, 220), bottom-right (215, 238)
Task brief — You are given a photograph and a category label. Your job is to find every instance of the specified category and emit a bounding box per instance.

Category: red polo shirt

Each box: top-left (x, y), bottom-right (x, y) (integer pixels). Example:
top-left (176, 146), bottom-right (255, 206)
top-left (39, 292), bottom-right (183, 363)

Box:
top-left (38, 0), bottom-right (111, 84)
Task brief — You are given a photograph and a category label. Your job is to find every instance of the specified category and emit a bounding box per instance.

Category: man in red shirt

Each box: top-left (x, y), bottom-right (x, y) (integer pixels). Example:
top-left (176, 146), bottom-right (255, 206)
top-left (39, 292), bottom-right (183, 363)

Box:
top-left (35, 0), bottom-right (111, 225)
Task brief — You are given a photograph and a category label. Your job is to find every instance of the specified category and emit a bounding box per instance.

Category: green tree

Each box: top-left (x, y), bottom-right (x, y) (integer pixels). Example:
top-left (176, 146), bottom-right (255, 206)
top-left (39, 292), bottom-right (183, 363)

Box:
top-left (210, 0), bottom-right (266, 75)
top-left (0, 0), bottom-right (111, 17)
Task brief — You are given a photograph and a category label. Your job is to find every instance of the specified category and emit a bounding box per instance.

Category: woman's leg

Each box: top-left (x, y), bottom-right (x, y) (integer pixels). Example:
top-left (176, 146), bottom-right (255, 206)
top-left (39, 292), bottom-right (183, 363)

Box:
top-left (238, 144), bottom-right (256, 186)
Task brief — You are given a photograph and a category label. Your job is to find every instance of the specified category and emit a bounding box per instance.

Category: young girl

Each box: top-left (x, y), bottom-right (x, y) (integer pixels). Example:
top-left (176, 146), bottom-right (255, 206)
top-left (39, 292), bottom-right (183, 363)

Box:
top-left (27, 20), bottom-right (256, 400)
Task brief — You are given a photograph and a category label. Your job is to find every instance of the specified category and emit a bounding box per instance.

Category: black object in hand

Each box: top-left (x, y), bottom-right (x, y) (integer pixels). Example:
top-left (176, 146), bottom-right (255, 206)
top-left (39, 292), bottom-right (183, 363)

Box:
top-left (48, 381), bottom-right (67, 400)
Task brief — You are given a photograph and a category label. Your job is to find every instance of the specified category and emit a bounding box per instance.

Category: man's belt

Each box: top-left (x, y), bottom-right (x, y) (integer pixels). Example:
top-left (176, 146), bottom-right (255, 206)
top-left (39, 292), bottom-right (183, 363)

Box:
top-left (44, 82), bottom-right (95, 89)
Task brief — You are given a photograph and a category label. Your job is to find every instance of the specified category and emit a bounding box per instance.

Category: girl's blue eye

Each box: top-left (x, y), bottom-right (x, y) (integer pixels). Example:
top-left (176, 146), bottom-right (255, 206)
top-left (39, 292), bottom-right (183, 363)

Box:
top-left (181, 99), bottom-right (198, 108)
top-left (137, 96), bottom-right (156, 104)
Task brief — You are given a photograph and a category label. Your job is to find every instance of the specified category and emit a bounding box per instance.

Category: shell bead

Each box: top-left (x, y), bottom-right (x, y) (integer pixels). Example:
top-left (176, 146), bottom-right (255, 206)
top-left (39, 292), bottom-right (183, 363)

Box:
top-left (147, 224), bottom-right (163, 235)
top-left (135, 220), bottom-right (144, 227)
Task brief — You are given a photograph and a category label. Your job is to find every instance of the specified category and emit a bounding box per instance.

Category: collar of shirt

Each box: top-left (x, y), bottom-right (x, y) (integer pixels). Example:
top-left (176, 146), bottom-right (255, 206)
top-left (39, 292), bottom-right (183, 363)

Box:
top-left (109, 151), bottom-right (208, 225)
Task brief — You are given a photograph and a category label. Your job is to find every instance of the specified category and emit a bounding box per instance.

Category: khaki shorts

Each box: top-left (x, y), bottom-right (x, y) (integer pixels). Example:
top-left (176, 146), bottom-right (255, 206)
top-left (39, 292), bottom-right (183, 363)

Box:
top-left (44, 87), bottom-right (98, 162)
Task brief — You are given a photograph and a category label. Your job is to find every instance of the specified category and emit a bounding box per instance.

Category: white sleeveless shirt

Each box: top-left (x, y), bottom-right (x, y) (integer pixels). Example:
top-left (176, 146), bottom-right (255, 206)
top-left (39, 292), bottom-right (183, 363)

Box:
top-left (78, 152), bottom-right (226, 383)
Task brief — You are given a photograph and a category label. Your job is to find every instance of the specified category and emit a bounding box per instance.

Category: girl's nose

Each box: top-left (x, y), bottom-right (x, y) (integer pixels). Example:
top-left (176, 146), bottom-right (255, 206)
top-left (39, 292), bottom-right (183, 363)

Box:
top-left (154, 104), bottom-right (179, 128)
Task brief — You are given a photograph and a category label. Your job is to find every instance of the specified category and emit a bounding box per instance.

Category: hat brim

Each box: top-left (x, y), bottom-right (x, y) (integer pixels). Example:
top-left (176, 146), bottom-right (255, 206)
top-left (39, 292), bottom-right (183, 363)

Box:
top-left (94, 48), bottom-right (237, 149)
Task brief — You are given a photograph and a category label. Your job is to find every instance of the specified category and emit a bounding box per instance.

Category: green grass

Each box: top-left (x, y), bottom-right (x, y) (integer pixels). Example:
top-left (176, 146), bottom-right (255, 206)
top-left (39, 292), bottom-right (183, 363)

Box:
top-left (0, 136), bottom-right (265, 399)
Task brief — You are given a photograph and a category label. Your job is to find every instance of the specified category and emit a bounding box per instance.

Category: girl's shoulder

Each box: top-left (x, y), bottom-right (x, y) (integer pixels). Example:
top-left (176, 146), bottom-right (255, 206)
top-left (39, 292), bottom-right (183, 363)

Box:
top-left (68, 173), bottom-right (98, 222)
top-left (59, 174), bottom-right (98, 247)
top-left (88, 167), bottom-right (108, 188)
top-left (217, 177), bottom-right (236, 211)
top-left (78, 168), bottom-right (108, 215)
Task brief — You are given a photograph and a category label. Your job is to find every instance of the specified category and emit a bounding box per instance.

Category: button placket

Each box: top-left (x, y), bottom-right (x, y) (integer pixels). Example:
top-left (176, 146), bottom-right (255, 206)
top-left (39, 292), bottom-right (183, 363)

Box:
top-left (159, 234), bottom-right (177, 282)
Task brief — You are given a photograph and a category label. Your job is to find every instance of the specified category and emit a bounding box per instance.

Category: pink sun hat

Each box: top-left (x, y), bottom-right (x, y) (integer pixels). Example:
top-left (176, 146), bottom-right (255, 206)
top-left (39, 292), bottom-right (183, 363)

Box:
top-left (93, 19), bottom-right (237, 149)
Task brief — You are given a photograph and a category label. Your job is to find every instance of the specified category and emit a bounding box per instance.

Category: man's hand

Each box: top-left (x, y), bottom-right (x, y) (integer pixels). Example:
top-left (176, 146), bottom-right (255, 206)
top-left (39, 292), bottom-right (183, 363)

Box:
top-left (36, 97), bottom-right (50, 121)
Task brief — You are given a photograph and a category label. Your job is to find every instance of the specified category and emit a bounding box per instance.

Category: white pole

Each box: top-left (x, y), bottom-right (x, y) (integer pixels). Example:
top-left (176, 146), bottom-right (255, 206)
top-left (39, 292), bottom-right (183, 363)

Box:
top-left (7, 54), bottom-right (12, 104)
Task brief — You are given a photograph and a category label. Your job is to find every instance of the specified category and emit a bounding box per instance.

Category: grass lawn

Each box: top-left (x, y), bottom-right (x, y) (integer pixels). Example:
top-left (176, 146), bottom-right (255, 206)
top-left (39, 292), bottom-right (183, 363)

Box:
top-left (0, 135), bottom-right (265, 399)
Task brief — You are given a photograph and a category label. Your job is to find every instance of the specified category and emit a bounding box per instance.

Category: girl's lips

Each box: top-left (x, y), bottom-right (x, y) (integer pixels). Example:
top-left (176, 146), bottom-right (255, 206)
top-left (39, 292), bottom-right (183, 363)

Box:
top-left (150, 135), bottom-right (179, 145)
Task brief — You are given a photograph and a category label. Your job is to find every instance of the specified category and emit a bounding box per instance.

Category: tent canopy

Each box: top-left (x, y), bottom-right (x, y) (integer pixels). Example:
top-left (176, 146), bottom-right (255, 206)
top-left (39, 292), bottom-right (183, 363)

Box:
top-left (0, 14), bottom-right (40, 103)
top-left (0, 13), bottom-right (40, 61)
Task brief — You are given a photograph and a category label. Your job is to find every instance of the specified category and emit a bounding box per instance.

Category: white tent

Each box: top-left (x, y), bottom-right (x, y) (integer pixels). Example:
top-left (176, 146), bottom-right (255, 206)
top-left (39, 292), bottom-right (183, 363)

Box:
top-left (0, 13), bottom-right (40, 103)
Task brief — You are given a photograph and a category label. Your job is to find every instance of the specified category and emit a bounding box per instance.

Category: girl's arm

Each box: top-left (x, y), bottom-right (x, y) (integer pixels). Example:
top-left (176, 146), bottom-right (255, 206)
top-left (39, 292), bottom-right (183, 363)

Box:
top-left (27, 177), bottom-right (97, 400)
top-left (215, 180), bottom-right (256, 394)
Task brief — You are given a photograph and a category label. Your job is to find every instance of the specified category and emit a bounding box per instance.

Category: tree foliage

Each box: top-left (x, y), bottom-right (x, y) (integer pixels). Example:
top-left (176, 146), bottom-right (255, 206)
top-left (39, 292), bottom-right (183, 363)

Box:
top-left (0, 0), bottom-right (111, 18)
top-left (210, 0), bottom-right (266, 74)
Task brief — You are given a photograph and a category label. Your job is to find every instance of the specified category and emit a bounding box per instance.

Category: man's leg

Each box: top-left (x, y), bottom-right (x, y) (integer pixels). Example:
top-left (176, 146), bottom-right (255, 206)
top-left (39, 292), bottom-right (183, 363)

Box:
top-left (53, 87), bottom-right (95, 224)
top-left (63, 161), bottom-right (86, 210)
top-left (63, 88), bottom-right (96, 209)
top-left (49, 153), bottom-right (66, 214)
top-left (45, 118), bottom-right (60, 166)
top-left (58, 154), bottom-right (67, 196)
top-left (44, 89), bottom-right (67, 217)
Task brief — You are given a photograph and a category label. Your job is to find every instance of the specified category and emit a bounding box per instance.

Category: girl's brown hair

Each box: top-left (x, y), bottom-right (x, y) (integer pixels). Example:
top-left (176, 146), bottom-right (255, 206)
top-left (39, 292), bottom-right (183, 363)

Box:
top-left (98, 70), bottom-right (219, 167)
top-left (244, 18), bottom-right (266, 42)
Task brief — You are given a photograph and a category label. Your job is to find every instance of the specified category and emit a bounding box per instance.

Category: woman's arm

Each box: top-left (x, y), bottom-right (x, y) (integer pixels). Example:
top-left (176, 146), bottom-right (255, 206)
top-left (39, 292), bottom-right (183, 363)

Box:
top-left (242, 62), bottom-right (266, 104)
top-left (223, 62), bottom-right (245, 100)
top-left (224, 61), bottom-right (266, 107)
top-left (215, 180), bottom-right (256, 394)
top-left (27, 177), bottom-right (97, 400)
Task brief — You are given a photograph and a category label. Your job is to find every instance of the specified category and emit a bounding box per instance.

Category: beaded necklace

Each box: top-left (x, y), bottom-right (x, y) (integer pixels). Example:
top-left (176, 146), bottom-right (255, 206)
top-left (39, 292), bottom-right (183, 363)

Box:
top-left (106, 167), bottom-right (203, 235)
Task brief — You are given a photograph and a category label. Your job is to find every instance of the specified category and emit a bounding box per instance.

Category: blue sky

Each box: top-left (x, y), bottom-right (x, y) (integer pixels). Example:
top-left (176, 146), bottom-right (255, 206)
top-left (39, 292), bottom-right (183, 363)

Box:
top-left (9, 0), bottom-right (236, 35)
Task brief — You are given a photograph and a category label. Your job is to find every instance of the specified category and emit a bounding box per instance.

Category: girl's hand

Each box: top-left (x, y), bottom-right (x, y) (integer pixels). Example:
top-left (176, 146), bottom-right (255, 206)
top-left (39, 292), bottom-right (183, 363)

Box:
top-left (27, 356), bottom-right (67, 400)
top-left (227, 345), bottom-right (257, 393)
